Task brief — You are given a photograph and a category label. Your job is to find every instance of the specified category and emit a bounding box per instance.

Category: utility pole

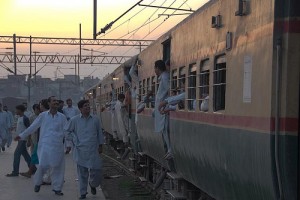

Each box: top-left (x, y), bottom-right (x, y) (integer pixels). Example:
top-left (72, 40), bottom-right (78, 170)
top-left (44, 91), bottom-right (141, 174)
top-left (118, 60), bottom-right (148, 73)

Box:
top-left (79, 23), bottom-right (82, 62)
top-left (28, 35), bottom-right (32, 105)
top-left (93, 0), bottom-right (97, 40)
top-left (75, 55), bottom-right (77, 85)
top-left (13, 34), bottom-right (17, 75)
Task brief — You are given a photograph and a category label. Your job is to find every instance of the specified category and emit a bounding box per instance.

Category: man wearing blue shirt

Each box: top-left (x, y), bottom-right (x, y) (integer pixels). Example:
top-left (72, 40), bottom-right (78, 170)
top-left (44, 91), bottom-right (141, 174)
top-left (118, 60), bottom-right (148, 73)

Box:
top-left (65, 100), bottom-right (104, 199)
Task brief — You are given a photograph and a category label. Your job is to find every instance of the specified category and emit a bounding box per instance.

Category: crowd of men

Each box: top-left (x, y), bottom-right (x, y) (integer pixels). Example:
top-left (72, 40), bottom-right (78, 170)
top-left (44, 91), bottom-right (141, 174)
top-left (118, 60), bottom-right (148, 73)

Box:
top-left (104, 59), bottom-right (189, 163)
top-left (0, 97), bottom-right (104, 199)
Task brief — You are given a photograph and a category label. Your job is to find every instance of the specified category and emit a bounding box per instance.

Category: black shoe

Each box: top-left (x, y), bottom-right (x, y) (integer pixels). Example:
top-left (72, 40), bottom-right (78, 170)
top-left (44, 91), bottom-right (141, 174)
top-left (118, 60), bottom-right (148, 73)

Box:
top-left (79, 194), bottom-right (86, 199)
top-left (53, 190), bottom-right (64, 196)
top-left (1, 147), bottom-right (5, 151)
top-left (34, 185), bottom-right (41, 193)
top-left (90, 183), bottom-right (96, 195)
top-left (6, 173), bottom-right (18, 177)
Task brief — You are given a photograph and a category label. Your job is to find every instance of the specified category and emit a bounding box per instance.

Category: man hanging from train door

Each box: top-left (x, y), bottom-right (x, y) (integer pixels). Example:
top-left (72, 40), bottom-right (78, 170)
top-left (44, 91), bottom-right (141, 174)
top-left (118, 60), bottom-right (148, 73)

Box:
top-left (153, 60), bottom-right (173, 160)
top-left (115, 93), bottom-right (130, 147)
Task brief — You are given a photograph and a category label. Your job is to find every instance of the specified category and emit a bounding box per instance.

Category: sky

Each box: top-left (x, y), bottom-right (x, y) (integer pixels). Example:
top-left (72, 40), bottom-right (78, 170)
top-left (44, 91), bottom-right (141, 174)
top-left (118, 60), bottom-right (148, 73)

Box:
top-left (0, 0), bottom-right (208, 79)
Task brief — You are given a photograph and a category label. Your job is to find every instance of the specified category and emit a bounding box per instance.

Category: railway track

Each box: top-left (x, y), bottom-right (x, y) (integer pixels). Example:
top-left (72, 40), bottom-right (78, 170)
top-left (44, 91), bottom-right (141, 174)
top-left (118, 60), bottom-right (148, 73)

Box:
top-left (101, 144), bottom-right (158, 200)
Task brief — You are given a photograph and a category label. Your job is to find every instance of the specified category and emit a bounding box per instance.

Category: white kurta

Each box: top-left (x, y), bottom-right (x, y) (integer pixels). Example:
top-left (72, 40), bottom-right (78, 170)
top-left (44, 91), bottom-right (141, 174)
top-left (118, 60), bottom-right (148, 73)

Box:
top-left (115, 100), bottom-right (129, 143)
top-left (154, 71), bottom-right (170, 133)
top-left (129, 63), bottom-right (140, 124)
top-left (65, 114), bottom-right (104, 169)
top-left (0, 111), bottom-right (11, 146)
top-left (19, 111), bottom-right (67, 167)
top-left (63, 106), bottom-right (80, 120)
top-left (166, 92), bottom-right (185, 105)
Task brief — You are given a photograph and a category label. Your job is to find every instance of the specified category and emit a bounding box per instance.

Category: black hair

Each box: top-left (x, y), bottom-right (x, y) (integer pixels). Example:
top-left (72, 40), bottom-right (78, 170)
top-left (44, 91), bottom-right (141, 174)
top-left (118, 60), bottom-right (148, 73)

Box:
top-left (32, 104), bottom-right (40, 110)
top-left (16, 104), bottom-right (26, 112)
top-left (58, 100), bottom-right (64, 103)
top-left (118, 93), bottom-right (125, 100)
top-left (66, 98), bottom-right (72, 102)
top-left (48, 96), bottom-right (55, 103)
top-left (40, 99), bottom-right (50, 110)
top-left (154, 60), bottom-right (166, 72)
top-left (77, 100), bottom-right (89, 109)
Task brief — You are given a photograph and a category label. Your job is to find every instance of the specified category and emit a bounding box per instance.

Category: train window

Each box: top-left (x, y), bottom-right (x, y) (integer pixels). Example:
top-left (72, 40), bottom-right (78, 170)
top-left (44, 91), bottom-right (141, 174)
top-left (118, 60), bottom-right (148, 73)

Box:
top-left (139, 81), bottom-right (142, 100)
top-left (178, 67), bottom-right (186, 110)
top-left (151, 76), bottom-right (156, 95)
top-left (213, 55), bottom-right (226, 111)
top-left (162, 38), bottom-right (171, 62)
top-left (171, 69), bottom-right (178, 90)
top-left (199, 59), bottom-right (210, 112)
top-left (151, 76), bottom-right (156, 108)
top-left (142, 79), bottom-right (146, 97)
top-left (146, 78), bottom-right (150, 108)
top-left (187, 64), bottom-right (197, 111)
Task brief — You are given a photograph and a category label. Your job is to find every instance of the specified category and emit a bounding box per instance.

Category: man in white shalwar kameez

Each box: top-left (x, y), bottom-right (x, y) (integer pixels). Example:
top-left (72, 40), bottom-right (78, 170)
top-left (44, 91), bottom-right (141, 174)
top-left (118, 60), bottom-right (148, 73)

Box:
top-left (109, 85), bottom-right (121, 141)
top-left (15, 96), bottom-right (67, 196)
top-left (0, 103), bottom-right (11, 152)
top-left (153, 60), bottom-right (172, 159)
top-left (115, 93), bottom-right (129, 145)
top-left (65, 100), bottom-right (104, 199)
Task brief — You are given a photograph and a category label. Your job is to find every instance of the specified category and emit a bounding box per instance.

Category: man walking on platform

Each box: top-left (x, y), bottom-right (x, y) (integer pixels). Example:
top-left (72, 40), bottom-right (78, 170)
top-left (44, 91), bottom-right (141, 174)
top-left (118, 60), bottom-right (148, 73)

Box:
top-left (65, 100), bottom-right (104, 199)
top-left (0, 103), bottom-right (11, 152)
top-left (3, 105), bottom-right (14, 148)
top-left (15, 96), bottom-right (67, 196)
top-left (7, 105), bottom-right (31, 177)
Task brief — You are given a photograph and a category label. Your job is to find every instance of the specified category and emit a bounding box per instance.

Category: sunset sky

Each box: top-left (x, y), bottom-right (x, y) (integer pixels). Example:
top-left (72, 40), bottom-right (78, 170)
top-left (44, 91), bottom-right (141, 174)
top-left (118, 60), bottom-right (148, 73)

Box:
top-left (0, 0), bottom-right (208, 79)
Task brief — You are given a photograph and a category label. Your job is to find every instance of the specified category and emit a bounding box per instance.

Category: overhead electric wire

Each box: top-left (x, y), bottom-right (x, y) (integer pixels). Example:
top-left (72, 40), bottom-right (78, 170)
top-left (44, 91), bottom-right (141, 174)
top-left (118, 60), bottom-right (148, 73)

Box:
top-left (107, 0), bottom-right (172, 55)
top-left (93, 0), bottom-right (158, 52)
top-left (121, 0), bottom-right (180, 56)
top-left (98, 0), bottom-right (158, 39)
top-left (124, 0), bottom-right (169, 39)
top-left (141, 0), bottom-right (190, 39)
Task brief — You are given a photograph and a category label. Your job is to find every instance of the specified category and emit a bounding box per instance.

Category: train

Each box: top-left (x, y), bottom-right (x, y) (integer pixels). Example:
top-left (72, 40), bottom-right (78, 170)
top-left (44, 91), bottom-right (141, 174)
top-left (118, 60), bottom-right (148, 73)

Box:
top-left (85, 0), bottom-right (299, 199)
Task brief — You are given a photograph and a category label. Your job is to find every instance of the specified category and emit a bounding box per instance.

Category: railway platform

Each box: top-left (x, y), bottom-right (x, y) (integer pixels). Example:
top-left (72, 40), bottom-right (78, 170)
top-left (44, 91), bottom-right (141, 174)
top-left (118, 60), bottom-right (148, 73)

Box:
top-left (0, 142), bottom-right (106, 200)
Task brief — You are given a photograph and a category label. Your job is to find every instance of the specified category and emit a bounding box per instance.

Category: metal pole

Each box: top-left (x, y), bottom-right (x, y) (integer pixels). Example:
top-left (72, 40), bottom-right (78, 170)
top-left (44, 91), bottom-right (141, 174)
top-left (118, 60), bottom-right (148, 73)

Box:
top-left (28, 36), bottom-right (32, 104)
top-left (75, 55), bottom-right (77, 85)
top-left (79, 23), bottom-right (82, 62)
top-left (13, 34), bottom-right (17, 75)
top-left (93, 0), bottom-right (97, 40)
top-left (78, 54), bottom-right (80, 85)
top-left (34, 52), bottom-right (37, 82)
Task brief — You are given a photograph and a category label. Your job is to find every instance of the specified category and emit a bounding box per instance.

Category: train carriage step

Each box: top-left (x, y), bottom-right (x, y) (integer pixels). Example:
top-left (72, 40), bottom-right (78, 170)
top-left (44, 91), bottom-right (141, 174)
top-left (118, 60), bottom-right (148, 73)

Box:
top-left (140, 164), bottom-right (148, 168)
top-left (139, 176), bottom-right (147, 182)
top-left (129, 157), bottom-right (137, 161)
top-left (167, 172), bottom-right (182, 180)
top-left (166, 190), bottom-right (187, 200)
top-left (129, 168), bottom-right (135, 172)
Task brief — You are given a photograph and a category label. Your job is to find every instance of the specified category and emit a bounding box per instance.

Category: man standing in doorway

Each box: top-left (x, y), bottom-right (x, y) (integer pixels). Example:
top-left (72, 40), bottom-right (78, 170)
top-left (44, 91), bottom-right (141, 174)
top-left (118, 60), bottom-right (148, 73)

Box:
top-left (65, 100), bottom-right (103, 199)
top-left (15, 96), bottom-right (67, 196)
top-left (153, 60), bottom-right (172, 159)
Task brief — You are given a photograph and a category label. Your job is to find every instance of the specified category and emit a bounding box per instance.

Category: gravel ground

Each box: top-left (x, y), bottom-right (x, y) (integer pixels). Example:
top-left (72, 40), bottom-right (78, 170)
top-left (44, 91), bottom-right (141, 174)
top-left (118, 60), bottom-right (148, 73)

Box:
top-left (101, 145), bottom-right (155, 200)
